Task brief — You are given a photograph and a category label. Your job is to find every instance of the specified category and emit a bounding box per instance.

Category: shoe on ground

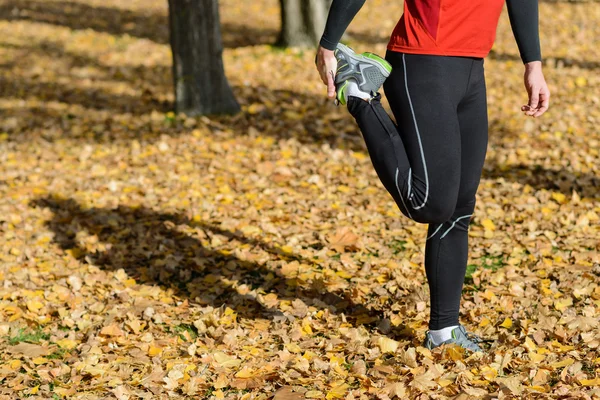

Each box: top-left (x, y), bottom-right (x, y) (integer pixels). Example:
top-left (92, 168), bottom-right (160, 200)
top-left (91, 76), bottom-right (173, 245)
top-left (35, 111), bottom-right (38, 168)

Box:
top-left (422, 324), bottom-right (485, 353)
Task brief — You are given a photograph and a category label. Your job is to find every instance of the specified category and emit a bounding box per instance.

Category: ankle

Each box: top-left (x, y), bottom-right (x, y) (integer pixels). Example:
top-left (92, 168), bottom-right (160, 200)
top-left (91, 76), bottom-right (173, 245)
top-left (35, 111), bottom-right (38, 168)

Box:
top-left (428, 325), bottom-right (459, 345)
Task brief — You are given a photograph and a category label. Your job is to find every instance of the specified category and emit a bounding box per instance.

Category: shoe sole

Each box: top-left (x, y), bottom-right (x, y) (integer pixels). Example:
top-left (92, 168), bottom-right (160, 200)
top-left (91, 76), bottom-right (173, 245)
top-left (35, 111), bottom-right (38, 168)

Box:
top-left (336, 43), bottom-right (392, 79)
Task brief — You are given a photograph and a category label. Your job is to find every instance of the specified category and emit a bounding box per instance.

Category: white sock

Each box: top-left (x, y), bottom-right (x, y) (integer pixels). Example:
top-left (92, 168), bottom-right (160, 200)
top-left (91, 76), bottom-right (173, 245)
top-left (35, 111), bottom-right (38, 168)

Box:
top-left (428, 325), bottom-right (459, 345)
top-left (345, 80), bottom-right (372, 102)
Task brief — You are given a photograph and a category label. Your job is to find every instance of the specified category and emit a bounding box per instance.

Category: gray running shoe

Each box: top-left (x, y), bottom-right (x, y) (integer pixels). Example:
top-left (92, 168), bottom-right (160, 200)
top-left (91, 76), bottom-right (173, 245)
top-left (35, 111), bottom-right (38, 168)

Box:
top-left (334, 43), bottom-right (392, 105)
top-left (422, 325), bottom-right (485, 352)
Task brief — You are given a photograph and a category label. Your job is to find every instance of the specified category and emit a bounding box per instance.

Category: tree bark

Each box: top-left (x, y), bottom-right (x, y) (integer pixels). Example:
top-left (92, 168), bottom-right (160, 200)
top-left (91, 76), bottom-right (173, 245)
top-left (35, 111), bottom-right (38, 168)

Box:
top-left (168, 0), bottom-right (239, 116)
top-left (277, 0), bottom-right (331, 47)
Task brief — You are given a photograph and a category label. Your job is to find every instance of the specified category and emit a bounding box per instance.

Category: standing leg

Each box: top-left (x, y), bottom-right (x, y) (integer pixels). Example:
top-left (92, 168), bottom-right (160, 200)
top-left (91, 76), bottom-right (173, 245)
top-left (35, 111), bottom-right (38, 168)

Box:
top-left (424, 59), bottom-right (489, 330)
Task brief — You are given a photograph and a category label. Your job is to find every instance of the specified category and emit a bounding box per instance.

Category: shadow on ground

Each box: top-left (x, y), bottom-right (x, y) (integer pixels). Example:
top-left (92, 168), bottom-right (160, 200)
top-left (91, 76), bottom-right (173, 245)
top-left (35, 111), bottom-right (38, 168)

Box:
top-left (3, 37), bottom-right (596, 199)
top-left (0, 0), bottom-right (277, 49)
top-left (482, 163), bottom-right (600, 199)
top-left (1, 4), bottom-right (596, 198)
top-left (489, 49), bottom-right (600, 70)
top-left (30, 195), bottom-right (422, 340)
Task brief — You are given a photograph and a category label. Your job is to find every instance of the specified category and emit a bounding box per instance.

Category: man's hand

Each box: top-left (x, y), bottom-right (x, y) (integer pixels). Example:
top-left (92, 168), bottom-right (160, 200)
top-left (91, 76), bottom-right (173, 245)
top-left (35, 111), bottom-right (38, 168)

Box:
top-left (315, 46), bottom-right (337, 98)
top-left (522, 61), bottom-right (550, 118)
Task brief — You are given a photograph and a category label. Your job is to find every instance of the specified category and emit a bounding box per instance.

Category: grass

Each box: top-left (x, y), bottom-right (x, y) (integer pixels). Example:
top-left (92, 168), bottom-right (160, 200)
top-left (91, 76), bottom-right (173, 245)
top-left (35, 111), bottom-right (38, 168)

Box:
top-left (8, 327), bottom-right (50, 345)
top-left (464, 255), bottom-right (505, 289)
top-left (171, 324), bottom-right (198, 341)
top-left (47, 348), bottom-right (69, 359)
top-left (388, 239), bottom-right (407, 255)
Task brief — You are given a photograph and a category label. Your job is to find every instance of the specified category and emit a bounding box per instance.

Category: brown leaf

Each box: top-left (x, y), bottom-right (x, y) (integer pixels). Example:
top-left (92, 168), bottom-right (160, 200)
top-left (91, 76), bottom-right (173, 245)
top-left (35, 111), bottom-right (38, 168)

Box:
top-left (273, 386), bottom-right (304, 400)
top-left (327, 227), bottom-right (361, 253)
top-left (100, 324), bottom-right (124, 337)
top-left (7, 343), bottom-right (49, 358)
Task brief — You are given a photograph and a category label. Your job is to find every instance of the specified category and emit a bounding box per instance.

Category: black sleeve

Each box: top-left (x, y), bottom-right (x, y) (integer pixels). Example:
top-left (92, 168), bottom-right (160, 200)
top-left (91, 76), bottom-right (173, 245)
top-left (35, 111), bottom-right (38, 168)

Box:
top-left (506, 0), bottom-right (542, 63)
top-left (319, 0), bottom-right (366, 50)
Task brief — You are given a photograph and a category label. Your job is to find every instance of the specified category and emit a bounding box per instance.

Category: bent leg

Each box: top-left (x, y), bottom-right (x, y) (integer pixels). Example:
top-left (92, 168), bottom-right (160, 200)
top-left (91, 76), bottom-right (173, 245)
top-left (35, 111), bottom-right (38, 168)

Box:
top-left (347, 52), bottom-right (475, 224)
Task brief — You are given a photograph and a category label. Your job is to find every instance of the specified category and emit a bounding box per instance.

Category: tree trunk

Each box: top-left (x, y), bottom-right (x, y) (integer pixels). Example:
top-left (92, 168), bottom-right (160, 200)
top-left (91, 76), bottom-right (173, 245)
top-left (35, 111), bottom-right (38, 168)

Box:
top-left (277, 0), bottom-right (331, 47)
top-left (168, 0), bottom-right (239, 116)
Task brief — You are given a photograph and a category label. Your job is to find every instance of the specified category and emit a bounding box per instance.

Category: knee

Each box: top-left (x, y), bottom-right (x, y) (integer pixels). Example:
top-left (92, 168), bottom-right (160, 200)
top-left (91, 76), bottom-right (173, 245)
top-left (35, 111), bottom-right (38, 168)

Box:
top-left (411, 201), bottom-right (455, 224)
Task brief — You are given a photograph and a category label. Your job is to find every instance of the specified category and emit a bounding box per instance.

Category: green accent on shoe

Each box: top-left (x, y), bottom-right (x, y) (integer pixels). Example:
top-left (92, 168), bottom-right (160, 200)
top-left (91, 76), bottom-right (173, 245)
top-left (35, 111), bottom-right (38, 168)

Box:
top-left (333, 43), bottom-right (390, 99)
top-left (337, 63), bottom-right (348, 73)
top-left (362, 52), bottom-right (392, 73)
top-left (337, 80), bottom-right (349, 106)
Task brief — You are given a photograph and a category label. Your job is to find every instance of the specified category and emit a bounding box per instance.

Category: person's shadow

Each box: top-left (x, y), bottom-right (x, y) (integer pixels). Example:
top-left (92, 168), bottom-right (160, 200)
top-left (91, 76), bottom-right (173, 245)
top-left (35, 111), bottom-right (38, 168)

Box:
top-left (31, 195), bottom-right (421, 340)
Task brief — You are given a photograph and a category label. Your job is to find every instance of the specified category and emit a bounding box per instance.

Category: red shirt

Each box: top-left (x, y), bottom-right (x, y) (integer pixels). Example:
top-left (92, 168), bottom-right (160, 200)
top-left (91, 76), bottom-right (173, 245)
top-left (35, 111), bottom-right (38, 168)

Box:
top-left (388, 0), bottom-right (506, 58)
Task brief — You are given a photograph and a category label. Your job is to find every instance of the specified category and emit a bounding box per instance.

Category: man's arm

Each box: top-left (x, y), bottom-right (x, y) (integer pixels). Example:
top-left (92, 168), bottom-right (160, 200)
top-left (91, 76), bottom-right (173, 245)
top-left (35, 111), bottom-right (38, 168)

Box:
top-left (506, 0), bottom-right (550, 117)
top-left (319, 0), bottom-right (366, 50)
top-left (315, 0), bottom-right (366, 98)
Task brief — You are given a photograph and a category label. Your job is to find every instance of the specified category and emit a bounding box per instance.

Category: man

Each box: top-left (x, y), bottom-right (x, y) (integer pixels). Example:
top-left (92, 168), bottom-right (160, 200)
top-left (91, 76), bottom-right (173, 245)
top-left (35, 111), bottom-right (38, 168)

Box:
top-left (315, 0), bottom-right (550, 352)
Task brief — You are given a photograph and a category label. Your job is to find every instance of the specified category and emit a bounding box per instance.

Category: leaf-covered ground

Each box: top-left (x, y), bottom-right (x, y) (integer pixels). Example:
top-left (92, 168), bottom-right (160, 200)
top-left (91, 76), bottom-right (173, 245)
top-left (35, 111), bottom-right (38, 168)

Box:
top-left (0, 0), bottom-right (599, 399)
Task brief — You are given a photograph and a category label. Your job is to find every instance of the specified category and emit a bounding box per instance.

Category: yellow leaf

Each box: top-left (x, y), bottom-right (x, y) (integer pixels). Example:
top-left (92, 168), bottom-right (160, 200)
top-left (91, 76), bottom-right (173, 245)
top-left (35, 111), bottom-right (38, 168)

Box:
top-left (500, 318), bottom-right (513, 329)
top-left (479, 317), bottom-right (491, 327)
top-left (443, 345), bottom-right (464, 361)
top-left (377, 337), bottom-right (399, 353)
top-left (213, 352), bottom-right (242, 368)
top-left (390, 314), bottom-right (403, 327)
top-left (305, 391), bottom-right (324, 398)
top-left (302, 321), bottom-right (313, 335)
top-left (550, 358), bottom-right (574, 369)
top-left (551, 192), bottom-right (567, 204)
top-left (481, 366), bottom-right (498, 381)
top-left (335, 270), bottom-right (353, 279)
top-left (30, 385), bottom-right (40, 395)
top-left (26, 300), bottom-right (44, 313)
top-left (280, 149), bottom-right (294, 159)
top-left (481, 219), bottom-right (496, 231)
top-left (124, 278), bottom-right (136, 287)
top-left (8, 360), bottom-right (21, 370)
top-left (523, 337), bottom-right (537, 353)
top-left (326, 383), bottom-right (349, 399)
top-left (285, 343), bottom-right (302, 353)
top-left (575, 77), bottom-right (587, 87)
top-left (246, 103), bottom-right (265, 114)
top-left (580, 378), bottom-right (600, 386)
top-left (32, 357), bottom-right (48, 365)
top-left (528, 385), bottom-right (548, 393)
top-left (56, 339), bottom-right (78, 350)
top-left (148, 345), bottom-right (163, 357)
top-left (529, 352), bottom-right (545, 363)
top-left (235, 367), bottom-right (255, 379)
top-left (280, 245), bottom-right (294, 253)
top-left (554, 298), bottom-right (573, 312)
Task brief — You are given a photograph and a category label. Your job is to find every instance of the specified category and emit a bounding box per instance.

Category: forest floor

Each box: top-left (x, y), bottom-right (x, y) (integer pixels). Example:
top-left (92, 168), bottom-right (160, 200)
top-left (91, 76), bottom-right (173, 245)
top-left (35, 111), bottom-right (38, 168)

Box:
top-left (0, 0), bottom-right (599, 399)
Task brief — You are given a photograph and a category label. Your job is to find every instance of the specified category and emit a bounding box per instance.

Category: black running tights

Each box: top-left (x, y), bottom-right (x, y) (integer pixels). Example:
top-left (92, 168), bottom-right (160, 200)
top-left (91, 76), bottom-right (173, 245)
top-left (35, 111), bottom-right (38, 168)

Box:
top-left (347, 51), bottom-right (488, 330)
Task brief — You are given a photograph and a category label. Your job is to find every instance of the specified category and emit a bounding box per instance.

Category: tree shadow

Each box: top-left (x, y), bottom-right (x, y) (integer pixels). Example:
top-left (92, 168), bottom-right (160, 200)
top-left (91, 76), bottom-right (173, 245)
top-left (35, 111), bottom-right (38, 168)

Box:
top-left (482, 163), bottom-right (600, 199)
top-left (0, 0), bottom-right (277, 49)
top-left (0, 73), bottom-right (170, 115)
top-left (30, 195), bottom-right (421, 340)
top-left (4, 36), bottom-right (596, 198)
top-left (483, 119), bottom-right (599, 199)
top-left (488, 49), bottom-right (600, 70)
top-left (0, 37), bottom-right (363, 147)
